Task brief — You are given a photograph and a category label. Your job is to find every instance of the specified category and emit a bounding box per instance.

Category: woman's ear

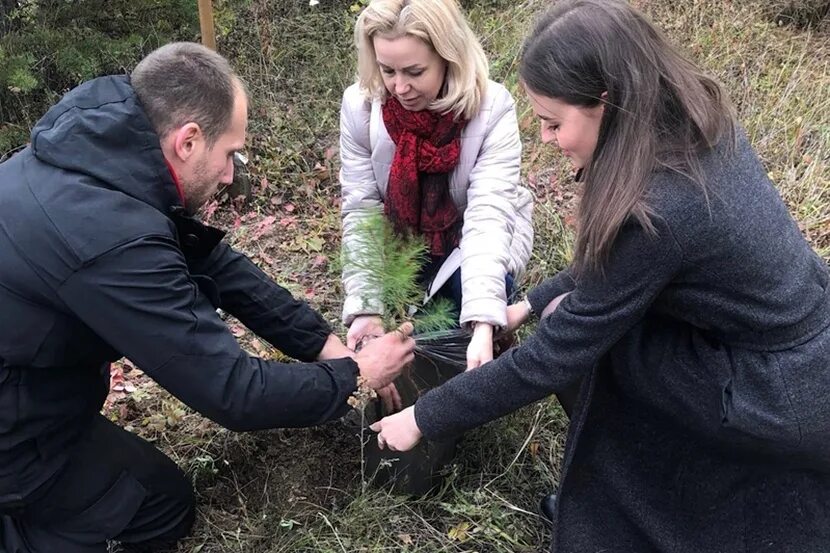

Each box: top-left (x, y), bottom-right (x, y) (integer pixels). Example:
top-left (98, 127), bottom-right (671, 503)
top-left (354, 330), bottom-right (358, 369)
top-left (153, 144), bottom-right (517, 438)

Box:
top-left (599, 91), bottom-right (609, 114)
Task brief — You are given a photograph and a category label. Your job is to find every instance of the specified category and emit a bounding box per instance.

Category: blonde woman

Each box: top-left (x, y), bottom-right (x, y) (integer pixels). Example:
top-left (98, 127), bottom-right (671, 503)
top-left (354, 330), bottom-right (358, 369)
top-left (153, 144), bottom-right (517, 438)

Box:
top-left (340, 0), bottom-right (533, 371)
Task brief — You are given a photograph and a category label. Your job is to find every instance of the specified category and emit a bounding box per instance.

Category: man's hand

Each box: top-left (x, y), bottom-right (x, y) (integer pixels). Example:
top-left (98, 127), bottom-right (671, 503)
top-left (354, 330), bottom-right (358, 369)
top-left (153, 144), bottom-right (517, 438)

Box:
top-left (316, 333), bottom-right (354, 361)
top-left (466, 322), bottom-right (494, 370)
top-left (347, 315), bottom-right (385, 351)
top-left (354, 322), bottom-right (415, 389)
top-left (370, 405), bottom-right (422, 452)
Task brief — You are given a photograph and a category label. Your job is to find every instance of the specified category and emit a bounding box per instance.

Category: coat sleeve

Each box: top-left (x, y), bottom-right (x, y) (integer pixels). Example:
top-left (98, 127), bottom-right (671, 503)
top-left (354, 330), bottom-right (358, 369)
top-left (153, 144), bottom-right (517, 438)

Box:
top-left (527, 268), bottom-right (577, 315)
top-left (414, 218), bottom-right (684, 441)
top-left (339, 85), bottom-right (385, 325)
top-left (56, 235), bottom-right (359, 432)
top-left (187, 241), bottom-right (330, 362)
top-left (459, 86), bottom-right (522, 329)
top-left (507, 186), bottom-right (534, 279)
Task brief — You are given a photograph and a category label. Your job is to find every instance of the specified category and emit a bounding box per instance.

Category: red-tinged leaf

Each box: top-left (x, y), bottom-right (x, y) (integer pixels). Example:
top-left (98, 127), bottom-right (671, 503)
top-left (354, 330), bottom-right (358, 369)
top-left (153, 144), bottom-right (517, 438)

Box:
top-left (231, 324), bottom-right (245, 337)
top-left (110, 365), bottom-right (125, 392)
top-left (259, 176), bottom-right (270, 193)
top-left (324, 146), bottom-right (338, 160)
top-left (564, 214), bottom-right (577, 229)
top-left (304, 287), bottom-right (316, 299)
top-left (549, 173), bottom-right (559, 188)
top-left (312, 254), bottom-right (328, 268)
top-left (279, 216), bottom-right (298, 228)
top-left (232, 215), bottom-right (242, 229)
top-left (284, 203), bottom-right (295, 213)
top-left (251, 215), bottom-right (277, 240)
top-left (202, 199), bottom-right (219, 223)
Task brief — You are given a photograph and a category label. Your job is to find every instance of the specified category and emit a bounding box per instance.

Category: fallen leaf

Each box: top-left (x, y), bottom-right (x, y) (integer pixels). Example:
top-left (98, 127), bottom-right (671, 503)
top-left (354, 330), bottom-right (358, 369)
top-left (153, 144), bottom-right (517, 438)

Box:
top-left (251, 215), bottom-right (277, 240)
top-left (279, 216), bottom-right (298, 228)
top-left (110, 364), bottom-right (125, 392)
top-left (448, 521), bottom-right (470, 542)
top-left (306, 236), bottom-right (324, 252)
top-left (528, 440), bottom-right (540, 458)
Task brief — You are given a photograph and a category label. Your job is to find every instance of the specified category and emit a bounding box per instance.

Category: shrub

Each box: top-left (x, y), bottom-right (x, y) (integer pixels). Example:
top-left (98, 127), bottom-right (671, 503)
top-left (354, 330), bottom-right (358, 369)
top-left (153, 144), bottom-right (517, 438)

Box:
top-left (0, 0), bottom-right (199, 153)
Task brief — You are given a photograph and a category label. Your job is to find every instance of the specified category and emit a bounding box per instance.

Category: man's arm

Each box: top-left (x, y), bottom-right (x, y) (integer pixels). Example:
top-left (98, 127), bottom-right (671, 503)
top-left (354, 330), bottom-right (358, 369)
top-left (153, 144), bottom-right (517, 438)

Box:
top-left (187, 240), bottom-right (334, 361)
top-left (57, 235), bottom-right (358, 431)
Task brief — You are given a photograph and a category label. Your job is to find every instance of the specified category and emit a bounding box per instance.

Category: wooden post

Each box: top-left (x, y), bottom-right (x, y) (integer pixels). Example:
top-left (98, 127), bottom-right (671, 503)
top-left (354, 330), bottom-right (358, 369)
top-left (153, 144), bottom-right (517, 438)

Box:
top-left (197, 0), bottom-right (216, 50)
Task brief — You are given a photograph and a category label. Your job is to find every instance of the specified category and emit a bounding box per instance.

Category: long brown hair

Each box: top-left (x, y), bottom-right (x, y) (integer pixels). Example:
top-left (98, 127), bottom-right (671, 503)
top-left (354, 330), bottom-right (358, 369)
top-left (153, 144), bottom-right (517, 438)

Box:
top-left (520, 0), bottom-right (736, 274)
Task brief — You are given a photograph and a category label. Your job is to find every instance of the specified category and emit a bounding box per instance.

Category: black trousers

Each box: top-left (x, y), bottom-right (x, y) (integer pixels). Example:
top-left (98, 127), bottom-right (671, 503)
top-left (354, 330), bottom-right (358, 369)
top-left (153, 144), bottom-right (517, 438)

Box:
top-left (1, 415), bottom-right (194, 552)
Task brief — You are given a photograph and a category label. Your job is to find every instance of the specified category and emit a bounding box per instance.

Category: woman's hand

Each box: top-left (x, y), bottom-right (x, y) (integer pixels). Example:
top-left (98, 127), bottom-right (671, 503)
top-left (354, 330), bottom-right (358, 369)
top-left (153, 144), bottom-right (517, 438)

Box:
top-left (466, 322), bottom-right (494, 370)
top-left (375, 382), bottom-right (403, 414)
top-left (504, 301), bottom-right (531, 334)
top-left (347, 315), bottom-right (385, 351)
top-left (370, 405), bottom-right (422, 452)
top-left (316, 333), bottom-right (354, 361)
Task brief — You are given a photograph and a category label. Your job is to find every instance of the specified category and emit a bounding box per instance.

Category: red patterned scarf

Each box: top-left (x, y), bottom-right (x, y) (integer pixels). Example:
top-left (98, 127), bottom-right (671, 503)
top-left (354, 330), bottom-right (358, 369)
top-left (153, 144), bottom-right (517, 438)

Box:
top-left (382, 96), bottom-right (466, 256)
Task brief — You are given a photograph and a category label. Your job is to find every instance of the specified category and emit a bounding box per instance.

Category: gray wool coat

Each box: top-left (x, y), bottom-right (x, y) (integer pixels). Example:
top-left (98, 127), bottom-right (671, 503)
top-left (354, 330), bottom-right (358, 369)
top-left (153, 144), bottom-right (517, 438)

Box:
top-left (414, 130), bottom-right (830, 552)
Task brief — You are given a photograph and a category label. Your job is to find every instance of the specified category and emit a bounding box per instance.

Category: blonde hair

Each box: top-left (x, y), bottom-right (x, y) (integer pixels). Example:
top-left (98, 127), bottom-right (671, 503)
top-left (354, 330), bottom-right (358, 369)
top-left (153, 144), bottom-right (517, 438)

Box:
top-left (354, 0), bottom-right (488, 120)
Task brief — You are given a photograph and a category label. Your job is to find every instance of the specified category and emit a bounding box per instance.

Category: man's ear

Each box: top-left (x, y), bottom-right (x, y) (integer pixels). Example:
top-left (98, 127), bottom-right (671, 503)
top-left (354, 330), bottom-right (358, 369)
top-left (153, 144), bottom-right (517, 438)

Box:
top-left (171, 122), bottom-right (203, 162)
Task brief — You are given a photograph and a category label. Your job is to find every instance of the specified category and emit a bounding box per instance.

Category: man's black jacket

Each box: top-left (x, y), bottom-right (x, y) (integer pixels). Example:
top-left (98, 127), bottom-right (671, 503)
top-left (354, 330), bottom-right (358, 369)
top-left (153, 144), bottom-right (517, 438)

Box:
top-left (0, 75), bottom-right (358, 506)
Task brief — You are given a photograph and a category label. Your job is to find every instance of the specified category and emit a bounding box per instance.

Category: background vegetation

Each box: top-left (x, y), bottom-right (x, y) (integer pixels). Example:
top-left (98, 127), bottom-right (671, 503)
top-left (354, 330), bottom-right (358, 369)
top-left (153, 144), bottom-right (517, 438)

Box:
top-left (2, 0), bottom-right (828, 551)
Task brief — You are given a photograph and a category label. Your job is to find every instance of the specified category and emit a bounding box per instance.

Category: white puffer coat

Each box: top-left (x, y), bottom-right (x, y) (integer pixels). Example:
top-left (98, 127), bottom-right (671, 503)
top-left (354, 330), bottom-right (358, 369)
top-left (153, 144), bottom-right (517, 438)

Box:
top-left (339, 80), bottom-right (534, 329)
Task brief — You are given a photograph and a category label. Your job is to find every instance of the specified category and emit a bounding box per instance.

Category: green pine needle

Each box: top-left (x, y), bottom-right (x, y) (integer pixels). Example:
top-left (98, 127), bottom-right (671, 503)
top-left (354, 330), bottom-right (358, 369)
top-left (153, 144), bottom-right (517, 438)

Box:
top-left (342, 211), bottom-right (456, 334)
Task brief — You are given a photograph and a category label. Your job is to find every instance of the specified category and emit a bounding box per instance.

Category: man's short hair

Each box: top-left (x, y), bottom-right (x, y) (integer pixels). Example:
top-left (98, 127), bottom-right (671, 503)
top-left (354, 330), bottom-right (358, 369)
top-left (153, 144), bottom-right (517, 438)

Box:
top-left (131, 42), bottom-right (242, 145)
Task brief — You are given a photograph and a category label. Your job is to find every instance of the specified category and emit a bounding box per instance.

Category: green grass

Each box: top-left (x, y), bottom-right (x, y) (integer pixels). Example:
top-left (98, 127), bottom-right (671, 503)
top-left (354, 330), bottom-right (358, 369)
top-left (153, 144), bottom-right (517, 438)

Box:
top-left (92, 0), bottom-right (830, 551)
